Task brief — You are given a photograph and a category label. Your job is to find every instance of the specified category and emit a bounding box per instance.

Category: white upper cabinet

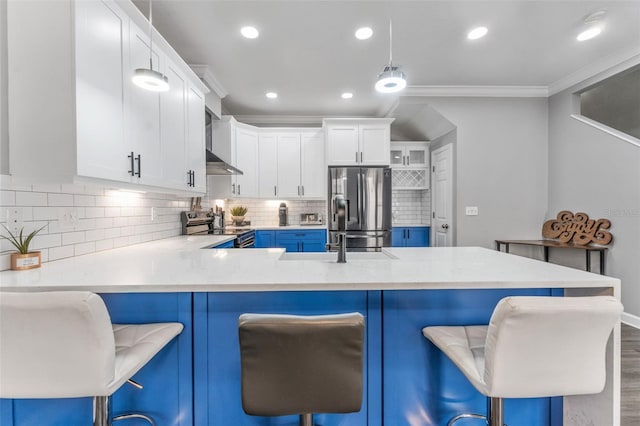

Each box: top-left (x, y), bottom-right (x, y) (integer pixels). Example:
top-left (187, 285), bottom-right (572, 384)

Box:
top-left (160, 58), bottom-right (188, 190)
top-left (255, 128), bottom-right (325, 200)
top-left (258, 134), bottom-right (278, 198)
top-left (276, 133), bottom-right (302, 198)
top-left (390, 141), bottom-right (430, 190)
top-left (6, 0), bottom-right (208, 194)
top-left (324, 118), bottom-right (394, 166)
top-left (390, 142), bottom-right (429, 169)
top-left (234, 127), bottom-right (259, 198)
top-left (300, 130), bottom-right (326, 198)
top-left (186, 86), bottom-right (206, 193)
top-left (127, 21), bottom-right (163, 186)
top-left (75, 0), bottom-right (130, 183)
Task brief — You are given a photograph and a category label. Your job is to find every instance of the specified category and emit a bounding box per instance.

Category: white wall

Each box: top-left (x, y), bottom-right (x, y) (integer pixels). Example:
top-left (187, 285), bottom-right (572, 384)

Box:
top-left (424, 97), bottom-right (549, 249)
top-left (548, 76), bottom-right (640, 319)
top-left (0, 0), bottom-right (8, 174)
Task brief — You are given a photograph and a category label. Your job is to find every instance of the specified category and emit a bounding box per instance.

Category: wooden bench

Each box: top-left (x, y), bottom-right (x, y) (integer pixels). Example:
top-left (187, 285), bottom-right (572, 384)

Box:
top-left (496, 211), bottom-right (612, 275)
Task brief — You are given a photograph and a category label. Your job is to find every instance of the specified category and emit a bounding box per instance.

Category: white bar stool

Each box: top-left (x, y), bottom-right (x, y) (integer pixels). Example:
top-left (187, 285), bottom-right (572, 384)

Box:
top-left (422, 296), bottom-right (622, 426)
top-left (238, 313), bottom-right (365, 426)
top-left (0, 291), bottom-right (183, 426)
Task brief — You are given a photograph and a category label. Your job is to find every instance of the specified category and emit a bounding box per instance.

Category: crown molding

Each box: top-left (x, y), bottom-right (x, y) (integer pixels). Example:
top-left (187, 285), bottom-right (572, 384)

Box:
top-left (404, 85), bottom-right (549, 98)
top-left (548, 46), bottom-right (640, 96)
top-left (234, 115), bottom-right (325, 125)
top-left (189, 64), bottom-right (228, 98)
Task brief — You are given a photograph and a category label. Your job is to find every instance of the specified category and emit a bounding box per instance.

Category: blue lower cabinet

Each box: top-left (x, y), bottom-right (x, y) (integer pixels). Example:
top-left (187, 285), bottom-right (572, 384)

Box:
top-left (2, 293), bottom-right (193, 426)
top-left (255, 230), bottom-right (275, 248)
top-left (213, 239), bottom-right (235, 248)
top-left (275, 229), bottom-right (327, 252)
top-left (392, 226), bottom-right (430, 247)
top-left (194, 291), bottom-right (378, 426)
top-left (383, 288), bottom-right (558, 426)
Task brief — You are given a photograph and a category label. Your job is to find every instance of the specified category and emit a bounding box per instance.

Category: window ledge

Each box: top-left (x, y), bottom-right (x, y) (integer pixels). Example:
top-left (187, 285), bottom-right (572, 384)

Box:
top-left (570, 114), bottom-right (640, 148)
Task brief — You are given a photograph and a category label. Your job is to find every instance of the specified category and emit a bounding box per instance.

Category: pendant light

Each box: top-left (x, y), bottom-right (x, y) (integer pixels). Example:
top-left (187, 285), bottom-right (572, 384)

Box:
top-left (375, 20), bottom-right (407, 94)
top-left (132, 0), bottom-right (169, 92)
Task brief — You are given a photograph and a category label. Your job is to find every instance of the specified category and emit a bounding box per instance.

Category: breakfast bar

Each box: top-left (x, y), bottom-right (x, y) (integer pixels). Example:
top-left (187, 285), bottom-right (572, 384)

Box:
top-left (0, 236), bottom-right (621, 426)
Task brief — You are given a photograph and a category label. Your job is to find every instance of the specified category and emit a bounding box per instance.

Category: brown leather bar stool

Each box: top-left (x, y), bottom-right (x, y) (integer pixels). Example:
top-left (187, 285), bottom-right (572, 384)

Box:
top-left (238, 312), bottom-right (365, 426)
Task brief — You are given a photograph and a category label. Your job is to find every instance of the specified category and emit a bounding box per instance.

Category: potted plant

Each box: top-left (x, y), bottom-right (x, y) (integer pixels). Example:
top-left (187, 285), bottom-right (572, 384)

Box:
top-left (229, 206), bottom-right (248, 226)
top-left (1, 225), bottom-right (46, 270)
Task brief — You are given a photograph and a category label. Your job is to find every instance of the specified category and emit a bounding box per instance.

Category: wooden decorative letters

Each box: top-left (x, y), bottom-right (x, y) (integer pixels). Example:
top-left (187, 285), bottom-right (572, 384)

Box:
top-left (542, 211), bottom-right (612, 246)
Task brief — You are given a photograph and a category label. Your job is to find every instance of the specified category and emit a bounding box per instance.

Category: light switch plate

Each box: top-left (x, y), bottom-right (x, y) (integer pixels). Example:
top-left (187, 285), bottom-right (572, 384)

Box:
top-left (466, 206), bottom-right (479, 216)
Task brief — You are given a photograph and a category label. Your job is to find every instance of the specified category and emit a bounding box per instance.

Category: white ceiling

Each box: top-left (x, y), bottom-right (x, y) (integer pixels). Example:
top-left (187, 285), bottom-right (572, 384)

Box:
top-left (133, 0), bottom-right (640, 118)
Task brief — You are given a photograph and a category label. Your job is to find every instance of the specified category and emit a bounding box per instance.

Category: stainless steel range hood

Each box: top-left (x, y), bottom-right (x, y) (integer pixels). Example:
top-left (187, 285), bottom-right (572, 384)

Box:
top-left (206, 150), bottom-right (243, 175)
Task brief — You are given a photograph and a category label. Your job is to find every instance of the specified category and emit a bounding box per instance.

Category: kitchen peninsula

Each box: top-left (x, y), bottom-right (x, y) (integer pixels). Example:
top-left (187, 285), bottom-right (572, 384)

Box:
top-left (0, 236), bottom-right (621, 426)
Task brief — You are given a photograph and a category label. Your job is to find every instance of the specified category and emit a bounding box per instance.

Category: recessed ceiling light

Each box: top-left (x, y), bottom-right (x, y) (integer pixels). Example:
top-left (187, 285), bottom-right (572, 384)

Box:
top-left (467, 26), bottom-right (488, 40)
top-left (577, 26), bottom-right (602, 41)
top-left (341, 92), bottom-right (353, 99)
top-left (266, 92), bottom-right (278, 99)
top-left (241, 26), bottom-right (259, 39)
top-left (355, 27), bottom-right (373, 40)
top-left (577, 10), bottom-right (606, 42)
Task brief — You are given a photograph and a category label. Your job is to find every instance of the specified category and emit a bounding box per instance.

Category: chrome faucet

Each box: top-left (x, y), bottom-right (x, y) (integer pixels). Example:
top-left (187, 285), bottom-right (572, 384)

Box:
top-left (326, 195), bottom-right (347, 263)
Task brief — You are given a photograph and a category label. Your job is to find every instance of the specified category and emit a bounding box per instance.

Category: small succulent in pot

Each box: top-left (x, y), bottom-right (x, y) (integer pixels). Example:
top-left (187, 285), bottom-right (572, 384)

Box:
top-left (1, 224), bottom-right (46, 270)
top-left (229, 206), bottom-right (248, 225)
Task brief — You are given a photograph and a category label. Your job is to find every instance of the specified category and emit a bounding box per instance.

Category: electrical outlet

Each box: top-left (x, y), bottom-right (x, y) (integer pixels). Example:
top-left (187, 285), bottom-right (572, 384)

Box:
top-left (465, 206), bottom-right (479, 216)
top-left (58, 207), bottom-right (79, 230)
top-left (5, 208), bottom-right (24, 233)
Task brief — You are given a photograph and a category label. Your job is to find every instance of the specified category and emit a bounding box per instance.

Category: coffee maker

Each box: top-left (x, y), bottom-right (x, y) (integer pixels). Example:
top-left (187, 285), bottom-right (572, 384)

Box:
top-left (279, 203), bottom-right (288, 226)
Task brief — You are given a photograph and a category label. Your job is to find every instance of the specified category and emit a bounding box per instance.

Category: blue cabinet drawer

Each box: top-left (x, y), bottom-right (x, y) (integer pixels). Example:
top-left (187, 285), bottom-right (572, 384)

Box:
top-left (392, 227), bottom-right (430, 247)
top-left (275, 230), bottom-right (327, 252)
top-left (275, 230), bottom-right (326, 241)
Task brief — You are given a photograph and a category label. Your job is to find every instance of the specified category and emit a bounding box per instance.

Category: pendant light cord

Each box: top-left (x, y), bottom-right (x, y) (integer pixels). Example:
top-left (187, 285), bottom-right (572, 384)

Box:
top-left (148, 0), bottom-right (154, 71)
top-left (388, 20), bottom-right (393, 66)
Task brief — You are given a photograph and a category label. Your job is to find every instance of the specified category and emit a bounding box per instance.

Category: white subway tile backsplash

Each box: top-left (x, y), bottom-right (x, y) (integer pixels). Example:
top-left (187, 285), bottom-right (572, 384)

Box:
top-left (47, 193), bottom-right (74, 207)
top-left (62, 231), bottom-right (85, 245)
top-left (74, 195), bottom-right (96, 207)
top-left (15, 191), bottom-right (47, 206)
top-left (392, 189), bottom-right (431, 226)
top-left (85, 229), bottom-right (106, 242)
top-left (74, 241), bottom-right (96, 256)
top-left (33, 207), bottom-right (60, 221)
top-left (0, 190), bottom-right (16, 206)
top-left (85, 207), bottom-right (105, 218)
top-left (31, 233), bottom-right (62, 250)
top-left (49, 245), bottom-right (75, 261)
top-left (32, 183), bottom-right (62, 193)
top-left (95, 239), bottom-right (114, 252)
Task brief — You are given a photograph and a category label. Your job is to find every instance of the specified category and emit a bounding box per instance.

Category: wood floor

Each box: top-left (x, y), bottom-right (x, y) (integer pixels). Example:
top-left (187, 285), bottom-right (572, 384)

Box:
top-left (622, 324), bottom-right (640, 426)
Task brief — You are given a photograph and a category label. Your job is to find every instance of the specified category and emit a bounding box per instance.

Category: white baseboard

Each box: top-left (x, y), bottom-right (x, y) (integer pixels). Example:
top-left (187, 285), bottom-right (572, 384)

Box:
top-left (621, 312), bottom-right (640, 329)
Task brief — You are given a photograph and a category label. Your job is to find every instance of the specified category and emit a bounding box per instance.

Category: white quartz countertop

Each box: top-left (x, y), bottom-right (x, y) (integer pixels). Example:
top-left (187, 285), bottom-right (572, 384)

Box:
top-left (226, 225), bottom-right (327, 230)
top-left (0, 236), bottom-right (619, 293)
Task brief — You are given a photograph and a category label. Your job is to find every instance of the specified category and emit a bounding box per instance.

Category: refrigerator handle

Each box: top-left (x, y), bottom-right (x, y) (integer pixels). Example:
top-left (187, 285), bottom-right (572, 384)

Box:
top-left (356, 172), bottom-right (362, 224)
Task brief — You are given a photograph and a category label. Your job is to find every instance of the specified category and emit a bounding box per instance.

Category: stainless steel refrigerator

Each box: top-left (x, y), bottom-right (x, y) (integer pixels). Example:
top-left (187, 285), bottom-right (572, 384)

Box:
top-left (328, 166), bottom-right (392, 251)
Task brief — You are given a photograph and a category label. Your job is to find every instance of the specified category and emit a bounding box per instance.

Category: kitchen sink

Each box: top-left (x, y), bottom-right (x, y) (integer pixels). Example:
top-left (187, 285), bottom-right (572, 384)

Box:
top-left (279, 251), bottom-right (397, 262)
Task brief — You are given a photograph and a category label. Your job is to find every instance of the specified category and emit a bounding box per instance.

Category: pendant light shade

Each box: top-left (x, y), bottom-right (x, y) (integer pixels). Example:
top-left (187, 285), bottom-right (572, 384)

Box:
top-left (375, 21), bottom-right (406, 94)
top-left (133, 0), bottom-right (169, 92)
top-left (132, 68), bottom-right (169, 92)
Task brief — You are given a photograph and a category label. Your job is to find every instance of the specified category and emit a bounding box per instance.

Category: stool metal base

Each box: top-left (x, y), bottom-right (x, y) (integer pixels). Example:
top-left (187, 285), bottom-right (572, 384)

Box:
top-left (447, 397), bottom-right (506, 426)
top-left (93, 395), bottom-right (155, 426)
top-left (300, 413), bottom-right (313, 426)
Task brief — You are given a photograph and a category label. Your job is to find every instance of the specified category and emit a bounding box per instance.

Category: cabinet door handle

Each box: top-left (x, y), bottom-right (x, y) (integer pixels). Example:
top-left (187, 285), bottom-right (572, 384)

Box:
top-left (238, 184), bottom-right (241, 195)
top-left (360, 152), bottom-right (363, 163)
top-left (297, 186), bottom-right (300, 196)
top-left (128, 152), bottom-right (135, 176)
top-left (274, 185), bottom-right (277, 196)
top-left (187, 171), bottom-right (192, 186)
top-left (232, 183), bottom-right (236, 194)
top-left (301, 186), bottom-right (304, 196)
top-left (192, 171), bottom-right (195, 187)
top-left (402, 156), bottom-right (405, 166)
top-left (407, 156), bottom-right (410, 166)
top-left (135, 154), bottom-right (141, 177)
top-left (356, 152), bottom-right (359, 163)
top-left (407, 229), bottom-right (410, 239)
